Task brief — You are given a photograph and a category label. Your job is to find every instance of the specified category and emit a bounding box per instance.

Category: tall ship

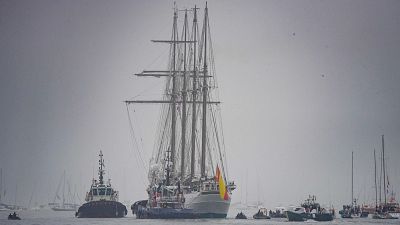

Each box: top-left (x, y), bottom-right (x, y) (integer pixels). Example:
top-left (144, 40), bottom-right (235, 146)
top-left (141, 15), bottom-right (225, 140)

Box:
top-left (127, 3), bottom-right (235, 219)
top-left (76, 151), bottom-right (127, 218)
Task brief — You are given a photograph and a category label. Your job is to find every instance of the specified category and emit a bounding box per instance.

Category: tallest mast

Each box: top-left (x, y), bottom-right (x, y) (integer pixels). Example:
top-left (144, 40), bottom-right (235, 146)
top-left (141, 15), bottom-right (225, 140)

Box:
top-left (170, 6), bottom-right (178, 181)
top-left (200, 3), bottom-right (208, 178)
top-left (180, 9), bottom-right (189, 180)
top-left (190, 5), bottom-right (199, 181)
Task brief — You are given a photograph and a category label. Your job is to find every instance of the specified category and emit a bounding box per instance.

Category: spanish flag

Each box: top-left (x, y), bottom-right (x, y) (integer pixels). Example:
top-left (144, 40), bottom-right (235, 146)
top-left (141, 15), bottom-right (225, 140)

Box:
top-left (215, 165), bottom-right (229, 200)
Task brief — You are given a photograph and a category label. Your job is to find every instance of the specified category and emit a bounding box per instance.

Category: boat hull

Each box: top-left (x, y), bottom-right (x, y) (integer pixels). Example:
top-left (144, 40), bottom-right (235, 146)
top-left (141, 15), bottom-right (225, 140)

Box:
top-left (76, 200), bottom-right (127, 218)
top-left (186, 191), bottom-right (230, 218)
top-left (253, 215), bottom-right (270, 219)
top-left (51, 207), bottom-right (77, 212)
top-left (136, 205), bottom-right (198, 219)
top-left (372, 212), bottom-right (399, 219)
top-left (314, 213), bottom-right (334, 221)
top-left (286, 211), bottom-right (307, 221)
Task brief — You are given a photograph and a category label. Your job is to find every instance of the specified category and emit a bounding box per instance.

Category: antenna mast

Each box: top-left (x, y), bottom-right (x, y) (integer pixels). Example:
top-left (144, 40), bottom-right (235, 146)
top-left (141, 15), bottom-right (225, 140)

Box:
top-left (98, 151), bottom-right (105, 185)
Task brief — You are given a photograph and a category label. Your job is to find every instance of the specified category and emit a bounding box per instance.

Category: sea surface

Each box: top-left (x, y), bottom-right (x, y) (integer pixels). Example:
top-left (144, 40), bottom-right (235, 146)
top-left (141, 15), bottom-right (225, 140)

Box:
top-left (0, 209), bottom-right (398, 225)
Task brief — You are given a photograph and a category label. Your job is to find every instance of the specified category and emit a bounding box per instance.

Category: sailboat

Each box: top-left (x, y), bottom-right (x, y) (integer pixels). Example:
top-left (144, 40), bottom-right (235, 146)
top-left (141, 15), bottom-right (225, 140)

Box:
top-left (48, 171), bottom-right (79, 211)
top-left (127, 3), bottom-right (235, 219)
top-left (0, 168), bottom-right (7, 211)
top-left (339, 152), bottom-right (365, 218)
top-left (371, 135), bottom-right (399, 219)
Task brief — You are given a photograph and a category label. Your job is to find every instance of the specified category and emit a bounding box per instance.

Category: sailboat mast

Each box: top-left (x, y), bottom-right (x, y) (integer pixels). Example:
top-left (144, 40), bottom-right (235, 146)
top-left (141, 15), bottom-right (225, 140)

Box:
top-left (382, 134), bottom-right (386, 204)
top-left (351, 151), bottom-right (354, 205)
top-left (200, 3), bottom-right (208, 178)
top-left (62, 170), bottom-right (65, 206)
top-left (374, 149), bottom-right (378, 210)
top-left (0, 168), bottom-right (2, 203)
top-left (170, 7), bottom-right (178, 177)
top-left (379, 147), bottom-right (382, 204)
top-left (190, 6), bottom-right (198, 181)
top-left (180, 10), bottom-right (188, 180)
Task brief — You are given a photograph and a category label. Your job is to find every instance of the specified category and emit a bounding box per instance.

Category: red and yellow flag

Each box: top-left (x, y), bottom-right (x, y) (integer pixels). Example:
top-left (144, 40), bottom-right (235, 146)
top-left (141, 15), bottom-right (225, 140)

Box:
top-left (216, 165), bottom-right (229, 200)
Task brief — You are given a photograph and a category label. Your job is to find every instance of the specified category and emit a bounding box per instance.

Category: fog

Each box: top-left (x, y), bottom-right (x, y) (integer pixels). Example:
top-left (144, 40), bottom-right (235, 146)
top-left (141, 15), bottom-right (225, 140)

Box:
top-left (1, 0), bottom-right (400, 210)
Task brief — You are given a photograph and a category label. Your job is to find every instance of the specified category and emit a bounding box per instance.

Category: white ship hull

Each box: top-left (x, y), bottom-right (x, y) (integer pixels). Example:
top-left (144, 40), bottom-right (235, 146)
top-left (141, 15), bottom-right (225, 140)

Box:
top-left (185, 191), bottom-right (231, 218)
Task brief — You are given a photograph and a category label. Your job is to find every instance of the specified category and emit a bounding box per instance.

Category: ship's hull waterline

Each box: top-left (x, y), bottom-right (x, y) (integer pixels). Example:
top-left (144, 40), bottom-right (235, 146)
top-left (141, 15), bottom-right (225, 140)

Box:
top-left (134, 191), bottom-right (231, 219)
top-left (76, 200), bottom-right (127, 218)
top-left (186, 192), bottom-right (231, 218)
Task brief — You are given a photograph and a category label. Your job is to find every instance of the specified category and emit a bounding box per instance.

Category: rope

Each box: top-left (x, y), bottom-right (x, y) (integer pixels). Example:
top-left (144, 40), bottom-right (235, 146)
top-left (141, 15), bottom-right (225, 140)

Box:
top-left (126, 104), bottom-right (148, 186)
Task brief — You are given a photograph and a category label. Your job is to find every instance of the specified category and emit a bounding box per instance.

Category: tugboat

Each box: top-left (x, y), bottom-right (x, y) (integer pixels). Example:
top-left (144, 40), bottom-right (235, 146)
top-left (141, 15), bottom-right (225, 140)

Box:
top-left (76, 151), bottom-right (127, 218)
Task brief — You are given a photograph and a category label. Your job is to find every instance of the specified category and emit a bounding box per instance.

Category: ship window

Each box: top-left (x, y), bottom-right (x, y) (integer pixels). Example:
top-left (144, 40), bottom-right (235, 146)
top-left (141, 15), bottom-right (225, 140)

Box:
top-left (99, 188), bottom-right (106, 195)
top-left (106, 188), bottom-right (112, 195)
top-left (93, 189), bottom-right (98, 195)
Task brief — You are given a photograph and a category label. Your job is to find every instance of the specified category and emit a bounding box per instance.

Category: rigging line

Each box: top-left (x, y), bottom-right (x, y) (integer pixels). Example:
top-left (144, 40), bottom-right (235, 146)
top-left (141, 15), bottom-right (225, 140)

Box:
top-left (155, 104), bottom-right (172, 164)
top-left (206, 133), bottom-right (215, 178)
top-left (215, 104), bottom-right (229, 181)
top-left (126, 104), bottom-right (148, 186)
top-left (143, 44), bottom-right (171, 71)
top-left (210, 105), bottom-right (227, 182)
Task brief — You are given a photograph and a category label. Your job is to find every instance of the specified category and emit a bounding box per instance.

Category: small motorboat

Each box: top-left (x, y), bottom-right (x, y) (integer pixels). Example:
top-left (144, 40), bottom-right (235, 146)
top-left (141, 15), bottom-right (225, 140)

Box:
top-left (372, 212), bottom-right (399, 219)
top-left (235, 211), bottom-right (247, 219)
top-left (253, 208), bottom-right (271, 219)
top-left (286, 207), bottom-right (307, 222)
top-left (8, 212), bottom-right (21, 220)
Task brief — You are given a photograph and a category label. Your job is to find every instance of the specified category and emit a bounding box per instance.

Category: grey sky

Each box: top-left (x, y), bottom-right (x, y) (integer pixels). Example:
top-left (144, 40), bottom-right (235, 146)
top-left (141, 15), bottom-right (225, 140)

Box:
top-left (0, 0), bottom-right (400, 209)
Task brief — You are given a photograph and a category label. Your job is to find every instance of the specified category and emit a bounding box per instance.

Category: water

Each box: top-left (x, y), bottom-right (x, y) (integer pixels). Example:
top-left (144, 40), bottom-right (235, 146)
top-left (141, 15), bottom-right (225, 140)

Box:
top-left (0, 210), bottom-right (397, 225)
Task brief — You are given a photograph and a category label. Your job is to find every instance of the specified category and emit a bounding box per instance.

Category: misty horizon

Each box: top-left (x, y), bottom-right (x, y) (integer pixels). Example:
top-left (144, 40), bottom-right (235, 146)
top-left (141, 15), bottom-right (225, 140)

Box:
top-left (1, 0), bottom-right (400, 211)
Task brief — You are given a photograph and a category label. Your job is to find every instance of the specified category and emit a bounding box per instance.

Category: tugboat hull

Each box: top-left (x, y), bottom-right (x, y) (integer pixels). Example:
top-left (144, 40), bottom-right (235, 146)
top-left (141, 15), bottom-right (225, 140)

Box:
top-left (76, 200), bottom-right (127, 218)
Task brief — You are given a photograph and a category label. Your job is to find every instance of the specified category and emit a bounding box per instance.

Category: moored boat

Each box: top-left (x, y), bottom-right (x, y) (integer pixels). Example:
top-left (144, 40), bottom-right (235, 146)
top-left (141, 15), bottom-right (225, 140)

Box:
top-left (253, 207), bottom-right (270, 219)
top-left (286, 207), bottom-right (307, 221)
top-left (235, 211), bottom-right (247, 219)
top-left (339, 152), bottom-right (364, 218)
top-left (287, 196), bottom-right (334, 222)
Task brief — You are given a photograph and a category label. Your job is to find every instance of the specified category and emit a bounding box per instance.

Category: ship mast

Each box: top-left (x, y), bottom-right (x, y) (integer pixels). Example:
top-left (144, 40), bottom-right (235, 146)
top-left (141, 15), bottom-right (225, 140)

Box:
top-left (351, 151), bottom-right (354, 206)
top-left (170, 6), bottom-right (178, 180)
top-left (374, 149), bottom-right (378, 211)
top-left (200, 2), bottom-right (208, 178)
top-left (382, 134), bottom-right (386, 204)
top-left (98, 151), bottom-right (105, 185)
top-left (180, 9), bottom-right (188, 180)
top-left (190, 6), bottom-right (199, 182)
